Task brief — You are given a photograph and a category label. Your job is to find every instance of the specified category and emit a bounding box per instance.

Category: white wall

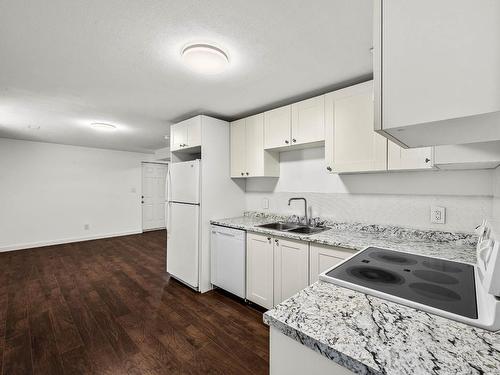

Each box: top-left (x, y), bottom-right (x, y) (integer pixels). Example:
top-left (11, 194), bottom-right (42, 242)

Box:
top-left (154, 146), bottom-right (171, 161)
top-left (0, 138), bottom-right (152, 251)
top-left (245, 147), bottom-right (494, 232)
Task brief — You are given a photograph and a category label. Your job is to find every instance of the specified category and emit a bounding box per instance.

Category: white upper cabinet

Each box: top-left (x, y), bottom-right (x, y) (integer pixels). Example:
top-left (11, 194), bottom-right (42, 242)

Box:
top-left (325, 81), bottom-right (387, 174)
top-left (230, 115), bottom-right (279, 178)
top-left (388, 142), bottom-right (434, 171)
top-left (291, 95), bottom-right (325, 146)
top-left (264, 105), bottom-right (292, 149)
top-left (170, 123), bottom-right (187, 152)
top-left (374, 0), bottom-right (500, 147)
top-left (263, 96), bottom-right (325, 151)
top-left (186, 117), bottom-right (202, 148)
top-left (170, 116), bottom-right (202, 152)
top-left (245, 114), bottom-right (265, 176)
top-left (434, 141), bottom-right (500, 170)
top-left (230, 119), bottom-right (246, 177)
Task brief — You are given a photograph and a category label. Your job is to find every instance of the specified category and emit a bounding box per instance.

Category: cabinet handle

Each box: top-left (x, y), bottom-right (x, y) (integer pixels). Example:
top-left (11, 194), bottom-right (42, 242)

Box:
top-left (241, 172), bottom-right (244, 176)
top-left (274, 239), bottom-right (278, 243)
top-left (292, 138), bottom-right (296, 143)
top-left (425, 158), bottom-right (431, 163)
top-left (246, 172), bottom-right (249, 176)
top-left (267, 237), bottom-right (271, 241)
top-left (285, 140), bottom-right (289, 144)
top-left (326, 166), bottom-right (332, 172)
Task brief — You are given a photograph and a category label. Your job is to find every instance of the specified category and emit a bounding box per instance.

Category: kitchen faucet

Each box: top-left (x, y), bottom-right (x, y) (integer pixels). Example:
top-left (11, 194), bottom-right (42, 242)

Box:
top-left (288, 197), bottom-right (308, 226)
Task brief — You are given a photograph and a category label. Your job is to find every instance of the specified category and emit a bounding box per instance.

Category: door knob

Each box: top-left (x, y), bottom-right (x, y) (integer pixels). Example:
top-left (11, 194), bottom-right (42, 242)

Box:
top-left (292, 138), bottom-right (296, 143)
top-left (246, 172), bottom-right (249, 176)
top-left (241, 172), bottom-right (244, 176)
top-left (141, 201), bottom-right (144, 204)
top-left (326, 166), bottom-right (332, 171)
top-left (425, 158), bottom-right (431, 163)
top-left (285, 140), bottom-right (289, 144)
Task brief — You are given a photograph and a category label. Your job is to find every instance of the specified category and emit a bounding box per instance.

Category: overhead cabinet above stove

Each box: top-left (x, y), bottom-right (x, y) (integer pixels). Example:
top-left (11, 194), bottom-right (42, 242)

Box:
top-left (373, 0), bottom-right (500, 148)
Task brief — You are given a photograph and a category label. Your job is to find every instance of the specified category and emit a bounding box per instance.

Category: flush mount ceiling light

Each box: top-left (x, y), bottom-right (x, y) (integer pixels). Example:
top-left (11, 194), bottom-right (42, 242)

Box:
top-left (90, 122), bottom-right (117, 131)
top-left (181, 43), bottom-right (229, 75)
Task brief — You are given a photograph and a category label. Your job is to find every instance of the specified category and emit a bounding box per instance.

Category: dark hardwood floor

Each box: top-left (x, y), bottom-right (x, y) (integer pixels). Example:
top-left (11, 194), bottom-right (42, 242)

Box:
top-left (0, 231), bottom-right (269, 374)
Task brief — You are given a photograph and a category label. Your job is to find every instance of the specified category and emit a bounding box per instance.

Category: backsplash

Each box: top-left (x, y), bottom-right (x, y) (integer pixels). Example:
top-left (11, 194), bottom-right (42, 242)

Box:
top-left (242, 211), bottom-right (477, 244)
top-left (244, 148), bottom-right (496, 233)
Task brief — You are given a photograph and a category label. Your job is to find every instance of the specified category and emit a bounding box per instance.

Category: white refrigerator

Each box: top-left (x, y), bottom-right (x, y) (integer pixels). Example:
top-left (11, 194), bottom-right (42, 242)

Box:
top-left (166, 159), bottom-right (201, 289)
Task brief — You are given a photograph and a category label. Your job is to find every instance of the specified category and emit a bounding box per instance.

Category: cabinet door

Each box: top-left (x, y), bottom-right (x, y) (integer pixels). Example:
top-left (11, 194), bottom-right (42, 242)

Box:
top-left (332, 84), bottom-right (387, 173)
top-left (264, 105), bottom-right (292, 149)
top-left (375, 0), bottom-right (500, 147)
top-left (246, 233), bottom-right (274, 309)
top-left (245, 114), bottom-right (265, 177)
top-left (309, 244), bottom-right (357, 284)
top-left (388, 141), bottom-right (433, 170)
top-left (170, 124), bottom-right (187, 151)
top-left (230, 119), bottom-right (246, 178)
top-left (273, 238), bottom-right (308, 305)
top-left (291, 95), bottom-right (325, 146)
top-left (186, 116), bottom-right (202, 148)
top-left (434, 141), bottom-right (500, 170)
top-left (324, 92), bottom-right (335, 173)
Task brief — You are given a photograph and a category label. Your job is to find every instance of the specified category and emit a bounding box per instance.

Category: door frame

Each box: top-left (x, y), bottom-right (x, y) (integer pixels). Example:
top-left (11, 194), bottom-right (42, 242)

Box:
top-left (141, 161), bottom-right (169, 232)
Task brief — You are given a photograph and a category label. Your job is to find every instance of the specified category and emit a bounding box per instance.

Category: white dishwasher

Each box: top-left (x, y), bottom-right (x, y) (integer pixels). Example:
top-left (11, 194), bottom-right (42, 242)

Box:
top-left (210, 225), bottom-right (246, 298)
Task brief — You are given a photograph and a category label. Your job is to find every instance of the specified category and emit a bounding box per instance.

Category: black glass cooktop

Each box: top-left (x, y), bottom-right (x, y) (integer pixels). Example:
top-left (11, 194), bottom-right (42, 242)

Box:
top-left (325, 247), bottom-right (477, 319)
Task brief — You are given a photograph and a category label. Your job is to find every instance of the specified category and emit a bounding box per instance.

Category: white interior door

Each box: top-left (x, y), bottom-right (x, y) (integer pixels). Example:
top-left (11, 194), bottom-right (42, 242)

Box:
top-left (142, 163), bottom-right (168, 231)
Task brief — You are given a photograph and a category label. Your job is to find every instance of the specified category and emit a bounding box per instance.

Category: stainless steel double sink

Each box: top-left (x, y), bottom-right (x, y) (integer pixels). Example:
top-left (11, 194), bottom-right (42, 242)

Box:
top-left (257, 222), bottom-right (329, 235)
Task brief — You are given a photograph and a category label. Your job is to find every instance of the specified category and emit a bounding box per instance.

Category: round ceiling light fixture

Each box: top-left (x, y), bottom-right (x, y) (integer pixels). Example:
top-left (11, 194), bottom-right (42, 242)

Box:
top-left (181, 43), bottom-right (229, 75)
top-left (90, 122), bottom-right (117, 131)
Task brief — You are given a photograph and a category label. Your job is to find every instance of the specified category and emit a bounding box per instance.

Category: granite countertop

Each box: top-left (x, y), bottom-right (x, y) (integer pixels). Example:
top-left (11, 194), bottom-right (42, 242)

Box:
top-left (210, 213), bottom-right (477, 263)
top-left (211, 212), bottom-right (500, 374)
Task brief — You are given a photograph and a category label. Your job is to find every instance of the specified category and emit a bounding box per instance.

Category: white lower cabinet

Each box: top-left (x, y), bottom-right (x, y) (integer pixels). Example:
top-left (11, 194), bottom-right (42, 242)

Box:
top-left (246, 233), bottom-right (310, 309)
top-left (309, 244), bottom-right (357, 284)
top-left (273, 238), bottom-right (309, 305)
top-left (246, 233), bottom-right (274, 309)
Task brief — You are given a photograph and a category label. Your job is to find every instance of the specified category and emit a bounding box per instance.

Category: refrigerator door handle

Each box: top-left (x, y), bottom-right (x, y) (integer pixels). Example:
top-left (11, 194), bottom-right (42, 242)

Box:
top-left (166, 202), bottom-right (172, 238)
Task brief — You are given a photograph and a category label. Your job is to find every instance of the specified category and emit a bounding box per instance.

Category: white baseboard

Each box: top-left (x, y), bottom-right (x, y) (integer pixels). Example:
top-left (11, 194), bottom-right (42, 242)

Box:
top-left (0, 229), bottom-right (143, 253)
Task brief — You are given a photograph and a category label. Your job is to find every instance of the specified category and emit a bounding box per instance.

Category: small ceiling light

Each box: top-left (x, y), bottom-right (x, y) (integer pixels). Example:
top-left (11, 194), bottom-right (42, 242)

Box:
top-left (181, 43), bottom-right (229, 75)
top-left (91, 122), bottom-right (117, 131)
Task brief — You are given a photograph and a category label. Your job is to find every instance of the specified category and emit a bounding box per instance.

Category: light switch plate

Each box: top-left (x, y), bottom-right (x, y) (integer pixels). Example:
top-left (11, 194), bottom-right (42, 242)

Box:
top-left (430, 206), bottom-right (446, 224)
top-left (262, 198), bottom-right (269, 210)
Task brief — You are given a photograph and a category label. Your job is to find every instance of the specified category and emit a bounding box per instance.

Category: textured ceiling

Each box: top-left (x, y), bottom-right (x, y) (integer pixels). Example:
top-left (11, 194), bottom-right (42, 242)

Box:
top-left (0, 0), bottom-right (373, 153)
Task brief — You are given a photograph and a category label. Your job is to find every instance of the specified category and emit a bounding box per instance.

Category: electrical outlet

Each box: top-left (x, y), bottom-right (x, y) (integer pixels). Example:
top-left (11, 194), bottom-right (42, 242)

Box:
top-left (262, 198), bottom-right (269, 210)
top-left (84, 224), bottom-right (90, 230)
top-left (430, 206), bottom-right (446, 224)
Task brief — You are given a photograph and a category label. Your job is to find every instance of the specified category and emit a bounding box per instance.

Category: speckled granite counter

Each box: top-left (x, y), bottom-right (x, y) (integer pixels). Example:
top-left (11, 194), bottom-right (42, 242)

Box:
top-left (210, 212), bottom-right (477, 263)
top-left (211, 212), bottom-right (500, 374)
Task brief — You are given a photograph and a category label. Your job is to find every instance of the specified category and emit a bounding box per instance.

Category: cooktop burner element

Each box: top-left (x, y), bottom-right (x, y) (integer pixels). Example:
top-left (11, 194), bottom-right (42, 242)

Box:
top-left (369, 251), bottom-right (418, 265)
top-left (322, 247), bottom-right (477, 319)
top-left (413, 269), bottom-right (459, 285)
top-left (347, 266), bottom-right (405, 284)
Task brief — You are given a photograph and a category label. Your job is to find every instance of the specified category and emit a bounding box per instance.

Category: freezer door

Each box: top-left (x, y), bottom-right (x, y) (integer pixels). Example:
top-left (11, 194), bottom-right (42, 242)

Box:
top-left (166, 202), bottom-right (199, 288)
top-left (169, 160), bottom-right (200, 204)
